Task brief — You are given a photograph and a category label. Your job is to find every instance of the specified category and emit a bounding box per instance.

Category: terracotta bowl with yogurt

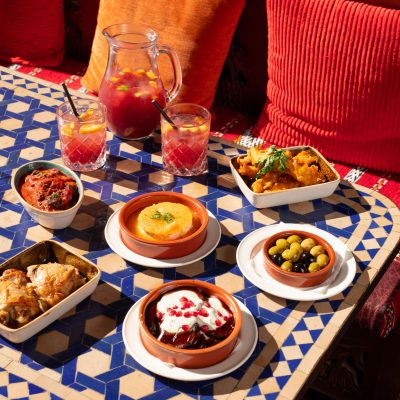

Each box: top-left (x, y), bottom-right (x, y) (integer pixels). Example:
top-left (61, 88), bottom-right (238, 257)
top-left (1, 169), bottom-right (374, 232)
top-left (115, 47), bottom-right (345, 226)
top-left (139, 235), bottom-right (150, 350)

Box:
top-left (138, 279), bottom-right (242, 368)
top-left (119, 192), bottom-right (208, 259)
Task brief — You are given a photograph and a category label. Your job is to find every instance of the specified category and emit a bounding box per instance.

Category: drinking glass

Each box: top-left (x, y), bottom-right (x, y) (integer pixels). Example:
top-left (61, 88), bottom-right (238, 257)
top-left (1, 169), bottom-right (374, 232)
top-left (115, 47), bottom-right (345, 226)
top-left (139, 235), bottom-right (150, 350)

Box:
top-left (56, 99), bottom-right (107, 172)
top-left (161, 103), bottom-right (211, 176)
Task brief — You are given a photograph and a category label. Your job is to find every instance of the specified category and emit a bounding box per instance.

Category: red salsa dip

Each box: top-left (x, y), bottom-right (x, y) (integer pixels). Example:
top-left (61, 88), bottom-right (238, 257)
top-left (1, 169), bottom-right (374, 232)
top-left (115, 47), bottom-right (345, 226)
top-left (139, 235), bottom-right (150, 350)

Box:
top-left (19, 168), bottom-right (78, 211)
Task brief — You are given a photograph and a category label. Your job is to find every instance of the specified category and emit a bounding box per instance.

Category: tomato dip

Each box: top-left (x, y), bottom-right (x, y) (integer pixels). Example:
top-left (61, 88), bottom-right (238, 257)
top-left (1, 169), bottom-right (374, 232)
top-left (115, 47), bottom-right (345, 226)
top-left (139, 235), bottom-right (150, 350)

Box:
top-left (19, 168), bottom-right (78, 211)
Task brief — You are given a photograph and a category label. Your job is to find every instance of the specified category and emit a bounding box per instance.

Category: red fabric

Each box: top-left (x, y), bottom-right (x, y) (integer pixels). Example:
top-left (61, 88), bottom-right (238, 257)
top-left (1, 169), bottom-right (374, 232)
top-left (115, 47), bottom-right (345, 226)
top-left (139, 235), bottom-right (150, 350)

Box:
top-left (256, 0), bottom-right (400, 174)
top-left (357, 253), bottom-right (400, 338)
top-left (0, 0), bottom-right (64, 67)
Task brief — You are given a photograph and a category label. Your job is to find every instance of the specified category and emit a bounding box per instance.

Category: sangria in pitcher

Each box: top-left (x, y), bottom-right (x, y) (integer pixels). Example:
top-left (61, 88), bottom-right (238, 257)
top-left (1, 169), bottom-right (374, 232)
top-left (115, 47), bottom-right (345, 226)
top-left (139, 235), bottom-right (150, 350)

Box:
top-left (99, 24), bottom-right (182, 140)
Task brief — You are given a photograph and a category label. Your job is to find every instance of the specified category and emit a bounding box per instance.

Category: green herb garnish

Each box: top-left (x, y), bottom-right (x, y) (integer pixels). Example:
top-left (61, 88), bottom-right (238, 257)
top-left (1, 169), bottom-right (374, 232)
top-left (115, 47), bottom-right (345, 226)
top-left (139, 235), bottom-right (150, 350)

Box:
top-left (150, 210), bottom-right (175, 223)
top-left (116, 84), bottom-right (129, 91)
top-left (256, 145), bottom-right (288, 179)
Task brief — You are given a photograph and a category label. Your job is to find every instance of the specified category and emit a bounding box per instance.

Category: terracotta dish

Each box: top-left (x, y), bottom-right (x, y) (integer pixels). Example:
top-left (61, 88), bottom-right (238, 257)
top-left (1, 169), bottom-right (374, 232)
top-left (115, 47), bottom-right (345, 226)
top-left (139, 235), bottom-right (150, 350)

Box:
top-left (263, 230), bottom-right (336, 287)
top-left (138, 279), bottom-right (242, 369)
top-left (119, 192), bottom-right (208, 259)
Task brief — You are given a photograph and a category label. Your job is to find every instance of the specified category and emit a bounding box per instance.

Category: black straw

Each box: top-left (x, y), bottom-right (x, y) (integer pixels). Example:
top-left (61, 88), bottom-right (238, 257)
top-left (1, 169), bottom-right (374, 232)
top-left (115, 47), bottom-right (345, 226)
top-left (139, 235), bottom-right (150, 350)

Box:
top-left (62, 83), bottom-right (79, 117)
top-left (152, 99), bottom-right (177, 129)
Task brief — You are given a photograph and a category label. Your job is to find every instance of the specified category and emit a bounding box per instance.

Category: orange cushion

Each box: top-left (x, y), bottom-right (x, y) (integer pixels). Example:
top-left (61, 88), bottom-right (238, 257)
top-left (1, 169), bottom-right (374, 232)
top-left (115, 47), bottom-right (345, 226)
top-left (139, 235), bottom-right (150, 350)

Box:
top-left (0, 0), bottom-right (64, 67)
top-left (256, 0), bottom-right (400, 173)
top-left (81, 0), bottom-right (245, 109)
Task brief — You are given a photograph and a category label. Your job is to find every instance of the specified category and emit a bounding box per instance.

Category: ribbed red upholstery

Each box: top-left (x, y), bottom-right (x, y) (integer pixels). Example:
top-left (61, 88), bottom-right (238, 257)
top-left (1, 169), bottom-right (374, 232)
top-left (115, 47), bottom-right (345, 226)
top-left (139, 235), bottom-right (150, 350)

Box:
top-left (256, 0), bottom-right (400, 173)
top-left (0, 0), bottom-right (64, 66)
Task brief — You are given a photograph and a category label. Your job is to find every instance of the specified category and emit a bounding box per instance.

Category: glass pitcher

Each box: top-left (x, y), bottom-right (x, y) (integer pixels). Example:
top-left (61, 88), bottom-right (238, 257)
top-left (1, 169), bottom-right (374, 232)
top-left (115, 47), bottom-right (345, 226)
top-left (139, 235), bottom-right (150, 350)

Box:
top-left (98, 24), bottom-right (182, 140)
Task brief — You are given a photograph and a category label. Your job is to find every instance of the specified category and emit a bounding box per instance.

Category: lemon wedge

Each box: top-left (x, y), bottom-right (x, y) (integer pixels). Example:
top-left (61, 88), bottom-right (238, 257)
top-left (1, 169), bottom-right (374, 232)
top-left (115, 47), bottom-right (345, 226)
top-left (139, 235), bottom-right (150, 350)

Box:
top-left (79, 124), bottom-right (104, 135)
top-left (79, 108), bottom-right (94, 120)
top-left (61, 123), bottom-right (74, 138)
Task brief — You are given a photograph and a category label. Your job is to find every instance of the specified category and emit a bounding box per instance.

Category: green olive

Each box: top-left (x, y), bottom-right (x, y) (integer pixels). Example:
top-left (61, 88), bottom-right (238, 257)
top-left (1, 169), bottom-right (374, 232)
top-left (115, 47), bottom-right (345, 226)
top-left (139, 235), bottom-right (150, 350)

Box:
top-left (276, 238), bottom-right (289, 250)
top-left (287, 234), bottom-right (302, 244)
top-left (282, 249), bottom-right (300, 262)
top-left (282, 249), bottom-right (294, 260)
top-left (316, 253), bottom-right (329, 267)
top-left (290, 242), bottom-right (302, 253)
top-left (301, 238), bottom-right (316, 252)
top-left (281, 261), bottom-right (293, 272)
top-left (308, 262), bottom-right (321, 273)
top-left (310, 245), bottom-right (325, 257)
top-left (268, 246), bottom-right (282, 256)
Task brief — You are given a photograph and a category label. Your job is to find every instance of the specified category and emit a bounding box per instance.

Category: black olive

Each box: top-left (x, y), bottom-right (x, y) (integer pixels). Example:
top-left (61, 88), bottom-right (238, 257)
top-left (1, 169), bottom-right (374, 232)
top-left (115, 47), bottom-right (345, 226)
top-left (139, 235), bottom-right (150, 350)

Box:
top-left (309, 256), bottom-right (316, 264)
top-left (293, 263), bottom-right (307, 273)
top-left (299, 252), bottom-right (311, 263)
top-left (271, 254), bottom-right (284, 266)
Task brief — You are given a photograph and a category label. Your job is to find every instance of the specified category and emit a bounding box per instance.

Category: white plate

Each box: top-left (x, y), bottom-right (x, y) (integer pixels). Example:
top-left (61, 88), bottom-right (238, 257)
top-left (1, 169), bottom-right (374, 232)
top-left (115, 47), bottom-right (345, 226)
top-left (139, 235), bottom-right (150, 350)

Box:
top-left (122, 298), bottom-right (258, 381)
top-left (104, 208), bottom-right (221, 268)
top-left (236, 223), bottom-right (357, 301)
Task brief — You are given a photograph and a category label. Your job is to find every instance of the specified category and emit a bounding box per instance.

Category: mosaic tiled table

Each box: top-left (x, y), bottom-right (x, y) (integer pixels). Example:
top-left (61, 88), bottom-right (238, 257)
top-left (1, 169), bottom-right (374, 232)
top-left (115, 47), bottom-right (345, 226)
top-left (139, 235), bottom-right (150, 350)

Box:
top-left (0, 66), bottom-right (399, 400)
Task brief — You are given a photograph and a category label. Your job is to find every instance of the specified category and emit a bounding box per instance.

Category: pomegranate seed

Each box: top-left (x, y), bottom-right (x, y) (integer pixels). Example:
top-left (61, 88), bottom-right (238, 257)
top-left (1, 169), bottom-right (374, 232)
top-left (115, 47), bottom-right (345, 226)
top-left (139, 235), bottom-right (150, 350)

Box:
top-left (217, 311), bottom-right (222, 317)
top-left (223, 316), bottom-right (229, 321)
top-left (192, 311), bottom-right (198, 317)
top-left (181, 304), bottom-right (189, 310)
top-left (200, 325), bottom-right (209, 332)
top-left (156, 312), bottom-right (164, 319)
top-left (184, 311), bottom-right (192, 318)
top-left (168, 310), bottom-right (176, 316)
top-left (173, 305), bottom-right (178, 310)
top-left (199, 309), bottom-right (209, 317)
top-left (205, 302), bottom-right (211, 308)
top-left (182, 325), bottom-right (190, 332)
top-left (180, 296), bottom-right (188, 302)
top-left (187, 300), bottom-right (195, 307)
top-left (215, 319), bottom-right (221, 327)
top-left (176, 311), bottom-right (182, 317)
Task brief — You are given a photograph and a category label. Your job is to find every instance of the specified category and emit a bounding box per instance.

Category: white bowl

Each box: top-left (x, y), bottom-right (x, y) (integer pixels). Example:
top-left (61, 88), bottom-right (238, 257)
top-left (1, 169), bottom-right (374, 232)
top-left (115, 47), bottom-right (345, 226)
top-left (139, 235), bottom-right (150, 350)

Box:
top-left (0, 240), bottom-right (100, 343)
top-left (11, 160), bottom-right (84, 229)
top-left (230, 146), bottom-right (340, 209)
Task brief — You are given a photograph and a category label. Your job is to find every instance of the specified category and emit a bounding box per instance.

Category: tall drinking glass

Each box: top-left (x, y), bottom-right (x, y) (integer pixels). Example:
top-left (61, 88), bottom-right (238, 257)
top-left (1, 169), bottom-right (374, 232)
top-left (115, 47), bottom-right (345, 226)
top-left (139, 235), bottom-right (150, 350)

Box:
top-left (56, 99), bottom-right (107, 172)
top-left (161, 103), bottom-right (211, 176)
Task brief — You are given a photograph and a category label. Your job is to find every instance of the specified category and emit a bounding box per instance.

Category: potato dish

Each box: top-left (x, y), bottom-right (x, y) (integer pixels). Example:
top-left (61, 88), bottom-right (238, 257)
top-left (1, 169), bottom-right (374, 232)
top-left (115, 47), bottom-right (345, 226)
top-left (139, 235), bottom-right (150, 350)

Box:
top-left (236, 146), bottom-right (337, 193)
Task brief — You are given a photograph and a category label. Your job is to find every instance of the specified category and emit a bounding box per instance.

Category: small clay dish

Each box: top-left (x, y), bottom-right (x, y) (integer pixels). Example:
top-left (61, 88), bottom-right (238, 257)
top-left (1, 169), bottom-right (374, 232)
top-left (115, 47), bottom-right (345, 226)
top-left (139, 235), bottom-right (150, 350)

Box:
top-left (138, 279), bottom-right (242, 369)
top-left (263, 230), bottom-right (336, 288)
top-left (119, 192), bottom-right (208, 259)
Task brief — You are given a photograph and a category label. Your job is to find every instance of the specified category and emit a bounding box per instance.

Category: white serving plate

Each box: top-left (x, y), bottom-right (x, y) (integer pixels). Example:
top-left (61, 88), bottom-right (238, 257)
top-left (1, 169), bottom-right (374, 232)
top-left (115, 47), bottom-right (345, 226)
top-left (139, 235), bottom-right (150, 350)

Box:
top-left (122, 297), bottom-right (258, 381)
top-left (104, 208), bottom-right (221, 268)
top-left (0, 240), bottom-right (100, 343)
top-left (236, 223), bottom-right (356, 301)
top-left (230, 146), bottom-right (340, 208)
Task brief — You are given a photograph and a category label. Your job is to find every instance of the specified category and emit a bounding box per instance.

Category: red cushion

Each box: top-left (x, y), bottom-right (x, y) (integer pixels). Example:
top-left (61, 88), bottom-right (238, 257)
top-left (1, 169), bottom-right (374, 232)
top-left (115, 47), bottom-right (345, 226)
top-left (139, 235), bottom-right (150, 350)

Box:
top-left (256, 0), bottom-right (400, 173)
top-left (0, 0), bottom-right (64, 66)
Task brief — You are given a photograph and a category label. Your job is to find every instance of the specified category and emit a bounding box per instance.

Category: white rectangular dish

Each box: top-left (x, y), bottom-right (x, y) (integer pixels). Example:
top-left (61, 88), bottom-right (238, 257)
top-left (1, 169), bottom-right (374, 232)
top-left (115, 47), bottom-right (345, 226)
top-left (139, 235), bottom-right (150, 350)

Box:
top-left (0, 240), bottom-right (100, 343)
top-left (230, 146), bottom-right (340, 209)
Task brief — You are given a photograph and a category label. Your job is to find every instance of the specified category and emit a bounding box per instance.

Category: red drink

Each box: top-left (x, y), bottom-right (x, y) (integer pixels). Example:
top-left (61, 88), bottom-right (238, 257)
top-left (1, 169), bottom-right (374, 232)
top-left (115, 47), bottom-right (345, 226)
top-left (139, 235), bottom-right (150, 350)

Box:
top-left (161, 104), bottom-right (211, 176)
top-left (99, 67), bottom-right (166, 139)
top-left (57, 101), bottom-right (107, 172)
